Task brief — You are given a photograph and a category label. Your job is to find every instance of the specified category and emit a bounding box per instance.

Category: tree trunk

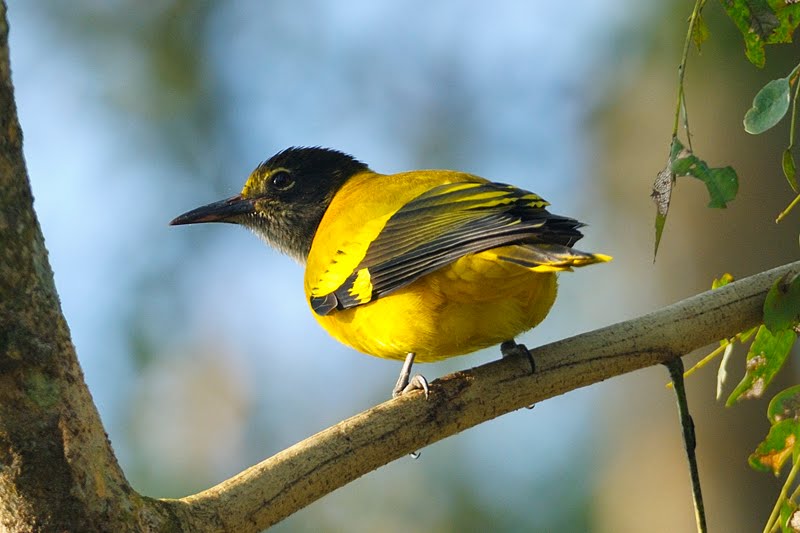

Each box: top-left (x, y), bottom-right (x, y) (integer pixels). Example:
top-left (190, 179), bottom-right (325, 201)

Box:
top-left (0, 3), bottom-right (164, 530)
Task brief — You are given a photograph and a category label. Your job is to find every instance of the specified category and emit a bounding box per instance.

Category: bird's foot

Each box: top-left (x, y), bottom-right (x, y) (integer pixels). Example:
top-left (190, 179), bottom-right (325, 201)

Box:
top-left (392, 353), bottom-right (430, 399)
top-left (500, 340), bottom-right (535, 374)
top-left (501, 340), bottom-right (536, 409)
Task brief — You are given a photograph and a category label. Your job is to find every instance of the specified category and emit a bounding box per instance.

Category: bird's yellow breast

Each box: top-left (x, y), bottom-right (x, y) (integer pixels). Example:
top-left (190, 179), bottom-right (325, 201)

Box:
top-left (309, 249), bottom-right (557, 362)
top-left (303, 170), bottom-right (558, 362)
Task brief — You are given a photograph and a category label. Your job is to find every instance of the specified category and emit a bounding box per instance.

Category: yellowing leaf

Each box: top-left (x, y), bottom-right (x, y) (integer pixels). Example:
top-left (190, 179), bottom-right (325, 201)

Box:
top-left (749, 419), bottom-right (798, 475)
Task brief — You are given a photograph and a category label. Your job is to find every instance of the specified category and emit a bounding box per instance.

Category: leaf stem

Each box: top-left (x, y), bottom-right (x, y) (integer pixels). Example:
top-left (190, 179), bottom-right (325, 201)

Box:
top-left (776, 192), bottom-right (800, 223)
top-left (666, 327), bottom-right (754, 389)
top-left (784, 63), bottom-right (800, 194)
top-left (672, 0), bottom-right (707, 140)
top-left (788, 65), bottom-right (800, 152)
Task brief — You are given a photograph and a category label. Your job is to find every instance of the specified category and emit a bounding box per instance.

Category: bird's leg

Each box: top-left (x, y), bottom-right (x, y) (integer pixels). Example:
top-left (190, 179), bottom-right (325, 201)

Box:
top-left (501, 340), bottom-right (536, 410)
top-left (392, 353), bottom-right (429, 398)
top-left (500, 340), bottom-right (535, 374)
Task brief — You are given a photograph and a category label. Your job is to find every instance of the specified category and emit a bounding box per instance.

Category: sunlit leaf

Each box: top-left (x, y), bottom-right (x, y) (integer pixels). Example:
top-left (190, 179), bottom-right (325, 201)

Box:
top-left (712, 272), bottom-right (735, 289)
top-left (768, 385), bottom-right (800, 424)
top-left (783, 148), bottom-right (798, 192)
top-left (727, 326), bottom-right (796, 405)
top-left (744, 77), bottom-right (791, 134)
top-left (764, 272), bottom-right (800, 333)
top-left (748, 418), bottom-right (798, 475)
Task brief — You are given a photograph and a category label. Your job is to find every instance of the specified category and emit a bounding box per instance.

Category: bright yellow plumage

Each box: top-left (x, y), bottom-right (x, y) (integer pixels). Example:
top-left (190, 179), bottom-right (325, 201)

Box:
top-left (308, 247), bottom-right (558, 361)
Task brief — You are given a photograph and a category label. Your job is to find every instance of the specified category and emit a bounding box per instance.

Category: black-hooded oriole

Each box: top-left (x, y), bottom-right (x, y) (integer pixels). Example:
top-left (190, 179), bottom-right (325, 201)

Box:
top-left (171, 147), bottom-right (610, 396)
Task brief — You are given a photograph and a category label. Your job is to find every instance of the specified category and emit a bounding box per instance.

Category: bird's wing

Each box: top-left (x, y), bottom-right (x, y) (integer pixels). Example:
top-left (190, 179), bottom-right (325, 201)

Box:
top-left (309, 181), bottom-right (588, 315)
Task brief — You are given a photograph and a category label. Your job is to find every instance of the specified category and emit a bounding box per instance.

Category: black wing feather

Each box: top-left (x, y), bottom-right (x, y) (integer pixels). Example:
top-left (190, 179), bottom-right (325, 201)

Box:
top-left (310, 181), bottom-right (586, 315)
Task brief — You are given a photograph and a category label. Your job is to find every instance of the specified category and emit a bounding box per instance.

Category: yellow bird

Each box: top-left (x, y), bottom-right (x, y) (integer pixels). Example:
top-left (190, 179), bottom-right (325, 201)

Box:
top-left (171, 147), bottom-right (610, 396)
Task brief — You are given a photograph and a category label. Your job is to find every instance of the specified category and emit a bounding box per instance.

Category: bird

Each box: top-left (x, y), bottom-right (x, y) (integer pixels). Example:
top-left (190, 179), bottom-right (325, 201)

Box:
top-left (170, 147), bottom-right (610, 397)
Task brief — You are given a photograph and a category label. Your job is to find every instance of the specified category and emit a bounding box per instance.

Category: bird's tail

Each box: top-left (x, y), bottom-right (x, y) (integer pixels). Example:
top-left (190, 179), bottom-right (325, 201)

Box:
top-left (494, 244), bottom-right (612, 273)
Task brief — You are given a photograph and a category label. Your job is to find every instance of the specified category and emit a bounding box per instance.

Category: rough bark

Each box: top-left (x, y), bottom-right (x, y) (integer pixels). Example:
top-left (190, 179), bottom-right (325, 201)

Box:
top-left (0, 3), bottom-right (169, 531)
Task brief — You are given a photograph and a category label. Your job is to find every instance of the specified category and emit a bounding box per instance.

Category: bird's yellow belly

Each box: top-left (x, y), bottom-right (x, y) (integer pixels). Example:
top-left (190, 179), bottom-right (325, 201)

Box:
top-left (310, 248), bottom-right (558, 362)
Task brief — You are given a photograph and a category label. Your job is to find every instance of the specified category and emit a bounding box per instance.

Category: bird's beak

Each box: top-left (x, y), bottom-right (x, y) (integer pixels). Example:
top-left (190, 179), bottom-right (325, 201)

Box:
top-left (170, 195), bottom-right (255, 226)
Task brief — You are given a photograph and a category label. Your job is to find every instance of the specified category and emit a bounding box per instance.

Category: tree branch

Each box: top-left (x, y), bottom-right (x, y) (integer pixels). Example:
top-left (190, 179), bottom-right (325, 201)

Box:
top-left (160, 259), bottom-right (799, 531)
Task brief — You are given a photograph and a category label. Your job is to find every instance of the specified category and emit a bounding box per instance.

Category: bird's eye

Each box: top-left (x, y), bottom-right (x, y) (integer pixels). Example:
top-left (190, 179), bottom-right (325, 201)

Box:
top-left (270, 170), bottom-right (294, 191)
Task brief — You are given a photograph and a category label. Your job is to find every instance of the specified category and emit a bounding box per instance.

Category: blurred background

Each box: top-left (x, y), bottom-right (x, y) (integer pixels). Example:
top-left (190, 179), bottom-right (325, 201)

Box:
top-left (9, 1), bottom-right (800, 531)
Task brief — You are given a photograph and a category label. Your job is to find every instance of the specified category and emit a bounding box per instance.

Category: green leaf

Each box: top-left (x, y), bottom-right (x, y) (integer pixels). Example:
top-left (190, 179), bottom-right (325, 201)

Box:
top-left (653, 211), bottom-right (667, 259)
top-left (767, 1), bottom-right (800, 45)
top-left (722, 0), bottom-right (770, 67)
top-left (749, 418), bottom-right (799, 475)
top-left (668, 137), bottom-right (693, 174)
top-left (744, 77), bottom-right (791, 134)
top-left (668, 139), bottom-right (739, 208)
top-left (722, 0), bottom-right (800, 66)
top-left (699, 166), bottom-right (739, 208)
top-left (768, 385), bottom-right (800, 424)
top-left (780, 500), bottom-right (798, 533)
top-left (784, 148), bottom-right (798, 192)
top-left (692, 13), bottom-right (711, 50)
top-left (727, 325), bottom-right (796, 405)
top-left (652, 139), bottom-right (740, 257)
top-left (764, 272), bottom-right (800, 333)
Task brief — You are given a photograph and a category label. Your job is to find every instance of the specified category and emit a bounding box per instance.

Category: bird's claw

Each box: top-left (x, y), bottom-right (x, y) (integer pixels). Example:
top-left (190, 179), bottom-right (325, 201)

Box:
top-left (393, 353), bottom-right (429, 398)
top-left (500, 340), bottom-right (535, 374)
top-left (393, 374), bottom-right (429, 398)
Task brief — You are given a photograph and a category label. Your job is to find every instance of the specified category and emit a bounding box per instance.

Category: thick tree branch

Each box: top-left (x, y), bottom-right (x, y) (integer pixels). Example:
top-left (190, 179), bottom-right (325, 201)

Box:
top-left (159, 259), bottom-right (799, 531)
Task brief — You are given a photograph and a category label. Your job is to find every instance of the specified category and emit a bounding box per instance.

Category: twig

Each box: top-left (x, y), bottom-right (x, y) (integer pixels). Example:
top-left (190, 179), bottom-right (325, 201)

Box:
top-left (672, 0), bottom-right (707, 142)
top-left (664, 358), bottom-right (707, 533)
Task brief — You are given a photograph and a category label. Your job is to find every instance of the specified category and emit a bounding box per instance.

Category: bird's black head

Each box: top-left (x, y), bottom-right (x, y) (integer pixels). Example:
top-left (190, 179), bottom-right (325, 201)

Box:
top-left (170, 147), bottom-right (370, 261)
